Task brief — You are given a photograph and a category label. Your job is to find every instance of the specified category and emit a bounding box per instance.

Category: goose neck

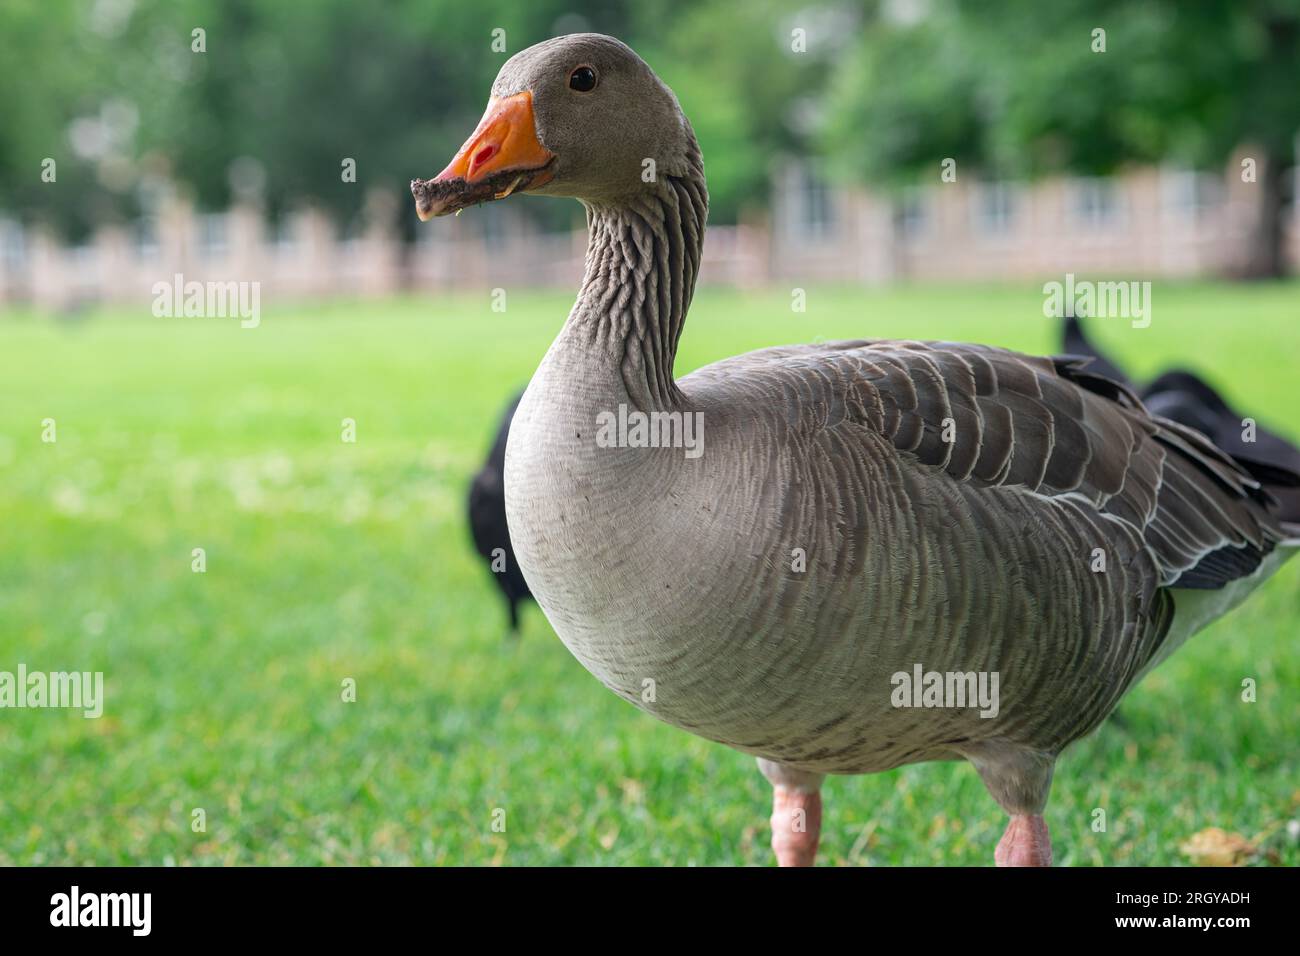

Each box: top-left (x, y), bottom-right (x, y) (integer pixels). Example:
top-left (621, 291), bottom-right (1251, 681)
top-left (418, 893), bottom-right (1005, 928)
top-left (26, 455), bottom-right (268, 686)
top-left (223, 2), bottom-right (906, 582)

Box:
top-left (566, 172), bottom-right (707, 411)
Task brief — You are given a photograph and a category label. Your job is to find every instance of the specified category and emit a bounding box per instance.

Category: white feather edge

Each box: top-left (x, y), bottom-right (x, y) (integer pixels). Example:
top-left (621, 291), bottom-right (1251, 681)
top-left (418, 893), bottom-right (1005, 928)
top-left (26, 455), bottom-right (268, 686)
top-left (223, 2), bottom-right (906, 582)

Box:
top-left (1135, 542), bottom-right (1298, 685)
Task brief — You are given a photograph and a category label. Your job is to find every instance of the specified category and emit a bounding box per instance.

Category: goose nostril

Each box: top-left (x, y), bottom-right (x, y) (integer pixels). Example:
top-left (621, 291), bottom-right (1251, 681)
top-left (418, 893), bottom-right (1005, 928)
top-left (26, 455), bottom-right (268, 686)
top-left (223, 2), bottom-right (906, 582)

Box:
top-left (470, 143), bottom-right (498, 177)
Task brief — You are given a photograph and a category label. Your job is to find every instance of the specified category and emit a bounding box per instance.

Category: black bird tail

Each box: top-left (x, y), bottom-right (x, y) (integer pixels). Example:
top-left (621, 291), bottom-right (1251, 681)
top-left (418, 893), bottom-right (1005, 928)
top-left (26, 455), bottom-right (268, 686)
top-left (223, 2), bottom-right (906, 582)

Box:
top-left (466, 390), bottom-right (535, 638)
top-left (1144, 369), bottom-right (1300, 524)
top-left (1060, 315), bottom-right (1133, 388)
top-left (1061, 317), bottom-right (1300, 524)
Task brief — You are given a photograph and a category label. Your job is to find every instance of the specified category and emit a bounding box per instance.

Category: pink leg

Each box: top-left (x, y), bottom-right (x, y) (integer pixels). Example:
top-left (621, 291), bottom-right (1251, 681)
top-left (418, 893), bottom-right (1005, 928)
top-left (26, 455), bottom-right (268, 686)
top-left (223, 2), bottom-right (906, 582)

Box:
top-left (960, 742), bottom-right (1057, 868)
top-left (770, 786), bottom-right (823, 867)
top-left (995, 814), bottom-right (1052, 867)
top-left (758, 758), bottom-right (824, 867)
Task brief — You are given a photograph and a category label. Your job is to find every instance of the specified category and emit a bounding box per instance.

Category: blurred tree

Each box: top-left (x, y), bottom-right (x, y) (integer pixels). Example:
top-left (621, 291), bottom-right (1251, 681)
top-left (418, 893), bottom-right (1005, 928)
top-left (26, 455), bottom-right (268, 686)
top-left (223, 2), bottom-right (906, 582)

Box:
top-left (825, 0), bottom-right (1300, 277)
top-left (0, 0), bottom-right (828, 236)
top-left (0, 0), bottom-right (119, 239)
top-left (632, 0), bottom-right (833, 223)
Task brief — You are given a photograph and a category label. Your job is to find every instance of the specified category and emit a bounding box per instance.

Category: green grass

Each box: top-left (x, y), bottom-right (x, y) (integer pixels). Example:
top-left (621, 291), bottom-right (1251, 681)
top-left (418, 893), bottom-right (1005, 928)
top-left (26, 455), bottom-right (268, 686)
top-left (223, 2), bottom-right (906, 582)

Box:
top-left (0, 281), bottom-right (1297, 866)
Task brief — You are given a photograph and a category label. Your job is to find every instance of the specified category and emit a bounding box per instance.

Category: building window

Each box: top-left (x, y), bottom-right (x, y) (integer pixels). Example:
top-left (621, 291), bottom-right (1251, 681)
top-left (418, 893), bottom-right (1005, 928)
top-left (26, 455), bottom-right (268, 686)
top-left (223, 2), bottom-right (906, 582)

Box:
top-left (0, 219), bottom-right (26, 270)
top-left (1070, 177), bottom-right (1123, 229)
top-left (480, 203), bottom-right (508, 249)
top-left (972, 181), bottom-right (1019, 235)
top-left (197, 213), bottom-right (229, 259)
top-left (797, 165), bottom-right (835, 240)
top-left (1161, 168), bottom-right (1224, 221)
top-left (133, 217), bottom-right (160, 260)
top-left (895, 188), bottom-right (930, 240)
top-left (272, 218), bottom-right (298, 256)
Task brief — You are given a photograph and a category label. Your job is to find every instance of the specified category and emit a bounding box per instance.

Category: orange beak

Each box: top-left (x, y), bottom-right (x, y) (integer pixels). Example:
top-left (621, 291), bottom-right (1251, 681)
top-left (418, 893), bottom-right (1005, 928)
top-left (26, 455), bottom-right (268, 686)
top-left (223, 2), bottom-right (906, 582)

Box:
top-left (411, 91), bottom-right (556, 221)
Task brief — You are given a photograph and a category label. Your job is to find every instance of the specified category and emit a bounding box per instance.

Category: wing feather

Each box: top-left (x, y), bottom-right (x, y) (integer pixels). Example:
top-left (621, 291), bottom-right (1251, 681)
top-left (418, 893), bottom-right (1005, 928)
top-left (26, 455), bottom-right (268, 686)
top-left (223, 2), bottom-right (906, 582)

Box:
top-left (722, 340), bottom-right (1286, 591)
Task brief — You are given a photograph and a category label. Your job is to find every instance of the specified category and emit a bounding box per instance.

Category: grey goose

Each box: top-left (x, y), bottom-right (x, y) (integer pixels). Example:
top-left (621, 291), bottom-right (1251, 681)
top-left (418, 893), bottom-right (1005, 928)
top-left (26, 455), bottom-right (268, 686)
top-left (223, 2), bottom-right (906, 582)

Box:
top-left (411, 34), bottom-right (1299, 866)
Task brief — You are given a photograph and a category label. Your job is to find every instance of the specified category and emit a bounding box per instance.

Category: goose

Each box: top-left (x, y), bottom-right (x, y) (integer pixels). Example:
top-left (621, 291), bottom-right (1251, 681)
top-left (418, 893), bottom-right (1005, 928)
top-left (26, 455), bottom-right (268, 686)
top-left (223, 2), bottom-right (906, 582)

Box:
top-left (412, 34), bottom-right (1299, 866)
top-left (467, 391), bottom-right (533, 633)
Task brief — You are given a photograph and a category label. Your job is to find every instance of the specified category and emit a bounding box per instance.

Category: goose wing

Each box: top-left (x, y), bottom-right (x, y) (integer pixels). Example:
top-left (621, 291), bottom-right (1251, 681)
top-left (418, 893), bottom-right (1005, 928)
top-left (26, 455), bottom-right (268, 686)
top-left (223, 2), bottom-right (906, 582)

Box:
top-left (695, 339), bottom-right (1288, 591)
top-left (676, 339), bottom-right (1294, 755)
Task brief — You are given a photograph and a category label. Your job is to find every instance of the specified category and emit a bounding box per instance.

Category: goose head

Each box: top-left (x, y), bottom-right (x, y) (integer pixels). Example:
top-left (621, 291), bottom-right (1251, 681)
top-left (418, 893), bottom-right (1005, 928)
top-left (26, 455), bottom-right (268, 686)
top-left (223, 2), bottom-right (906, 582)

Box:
top-left (411, 33), bottom-right (698, 219)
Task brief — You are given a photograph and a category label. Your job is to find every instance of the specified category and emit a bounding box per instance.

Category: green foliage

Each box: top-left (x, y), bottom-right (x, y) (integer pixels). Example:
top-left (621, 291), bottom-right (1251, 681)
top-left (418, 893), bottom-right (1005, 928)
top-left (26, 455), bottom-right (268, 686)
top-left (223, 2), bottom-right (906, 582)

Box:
top-left (825, 0), bottom-right (1300, 180)
top-left (822, 8), bottom-right (988, 185)
top-left (636, 0), bottom-right (828, 221)
top-left (4, 1), bottom-right (1298, 238)
top-left (1, 283), bottom-right (1297, 864)
top-left (0, 0), bottom-right (829, 232)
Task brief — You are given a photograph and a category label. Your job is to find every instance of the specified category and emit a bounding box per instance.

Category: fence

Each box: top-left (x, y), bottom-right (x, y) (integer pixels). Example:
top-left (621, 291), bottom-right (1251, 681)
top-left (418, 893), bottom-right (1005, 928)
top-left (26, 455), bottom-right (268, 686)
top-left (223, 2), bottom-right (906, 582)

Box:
top-left (2, 151), bottom-right (1296, 313)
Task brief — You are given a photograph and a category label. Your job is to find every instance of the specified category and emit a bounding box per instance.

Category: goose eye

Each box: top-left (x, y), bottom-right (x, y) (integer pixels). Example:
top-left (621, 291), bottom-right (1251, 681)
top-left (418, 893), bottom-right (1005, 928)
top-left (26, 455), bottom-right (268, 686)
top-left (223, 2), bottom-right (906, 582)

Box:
top-left (568, 66), bottom-right (597, 92)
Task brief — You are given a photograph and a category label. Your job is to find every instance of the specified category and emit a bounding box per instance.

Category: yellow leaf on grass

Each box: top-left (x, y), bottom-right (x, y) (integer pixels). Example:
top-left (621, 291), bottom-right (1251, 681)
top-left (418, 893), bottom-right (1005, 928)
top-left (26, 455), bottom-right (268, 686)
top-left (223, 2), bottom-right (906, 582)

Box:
top-left (1178, 827), bottom-right (1256, 866)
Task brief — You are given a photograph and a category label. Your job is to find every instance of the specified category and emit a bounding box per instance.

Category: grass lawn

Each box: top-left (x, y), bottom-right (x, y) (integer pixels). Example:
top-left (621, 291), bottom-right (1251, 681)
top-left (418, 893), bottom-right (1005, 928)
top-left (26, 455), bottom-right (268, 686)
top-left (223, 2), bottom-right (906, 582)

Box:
top-left (0, 280), bottom-right (1297, 866)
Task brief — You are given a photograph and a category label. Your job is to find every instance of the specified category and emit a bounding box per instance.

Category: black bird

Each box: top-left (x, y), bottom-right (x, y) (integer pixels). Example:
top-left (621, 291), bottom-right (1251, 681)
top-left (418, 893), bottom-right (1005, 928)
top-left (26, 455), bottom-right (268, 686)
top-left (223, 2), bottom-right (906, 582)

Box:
top-left (467, 391), bottom-right (533, 633)
top-left (1062, 316), bottom-right (1300, 522)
